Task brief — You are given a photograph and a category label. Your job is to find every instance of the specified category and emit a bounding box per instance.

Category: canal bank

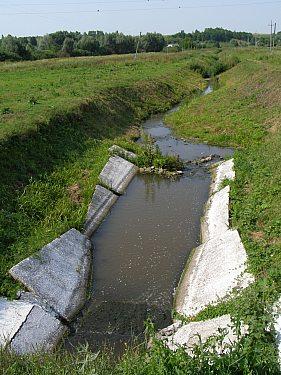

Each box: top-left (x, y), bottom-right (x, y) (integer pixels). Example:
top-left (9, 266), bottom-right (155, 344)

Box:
top-left (65, 85), bottom-right (235, 352)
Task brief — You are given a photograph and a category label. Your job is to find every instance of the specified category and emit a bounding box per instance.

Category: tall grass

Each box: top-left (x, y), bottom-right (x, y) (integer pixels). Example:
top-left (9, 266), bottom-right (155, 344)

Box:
top-left (1, 318), bottom-right (279, 374)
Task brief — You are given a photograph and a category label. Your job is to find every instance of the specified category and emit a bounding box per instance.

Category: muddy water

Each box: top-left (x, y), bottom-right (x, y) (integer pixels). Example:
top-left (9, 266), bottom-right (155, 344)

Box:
top-left (66, 86), bottom-right (233, 353)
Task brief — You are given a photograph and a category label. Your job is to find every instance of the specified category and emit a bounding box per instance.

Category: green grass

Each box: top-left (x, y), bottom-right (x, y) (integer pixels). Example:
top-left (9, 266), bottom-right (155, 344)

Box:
top-left (166, 47), bottom-right (281, 371)
top-left (1, 321), bottom-right (279, 374)
top-left (166, 62), bottom-right (269, 147)
top-left (0, 51), bottom-right (207, 297)
top-left (0, 52), bottom-right (207, 140)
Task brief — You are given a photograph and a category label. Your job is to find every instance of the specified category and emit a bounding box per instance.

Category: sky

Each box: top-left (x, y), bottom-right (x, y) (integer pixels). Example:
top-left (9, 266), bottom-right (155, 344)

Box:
top-left (0, 0), bottom-right (280, 37)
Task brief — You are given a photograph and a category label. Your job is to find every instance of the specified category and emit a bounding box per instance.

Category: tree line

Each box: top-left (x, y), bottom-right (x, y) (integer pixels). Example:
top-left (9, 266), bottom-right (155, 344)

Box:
top-left (0, 27), bottom-right (278, 62)
top-left (0, 31), bottom-right (165, 61)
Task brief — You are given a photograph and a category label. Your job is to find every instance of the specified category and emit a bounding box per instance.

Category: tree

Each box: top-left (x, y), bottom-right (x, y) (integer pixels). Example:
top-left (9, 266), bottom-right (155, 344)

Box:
top-left (115, 33), bottom-right (135, 54)
top-left (230, 39), bottom-right (239, 47)
top-left (142, 33), bottom-right (165, 52)
top-left (0, 35), bottom-right (30, 59)
top-left (61, 37), bottom-right (75, 55)
top-left (77, 35), bottom-right (100, 54)
top-left (181, 37), bottom-right (193, 50)
top-left (37, 34), bottom-right (53, 50)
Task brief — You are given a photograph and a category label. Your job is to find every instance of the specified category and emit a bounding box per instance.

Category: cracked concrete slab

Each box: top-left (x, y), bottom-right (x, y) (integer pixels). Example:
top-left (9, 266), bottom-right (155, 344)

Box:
top-left (0, 298), bottom-right (33, 347)
top-left (10, 305), bottom-right (67, 354)
top-left (84, 185), bottom-right (118, 237)
top-left (9, 229), bottom-right (91, 321)
top-left (201, 186), bottom-right (230, 243)
top-left (158, 315), bottom-right (244, 354)
top-left (99, 156), bottom-right (138, 195)
top-left (109, 145), bottom-right (137, 160)
top-left (176, 229), bottom-right (254, 317)
top-left (212, 159), bottom-right (235, 193)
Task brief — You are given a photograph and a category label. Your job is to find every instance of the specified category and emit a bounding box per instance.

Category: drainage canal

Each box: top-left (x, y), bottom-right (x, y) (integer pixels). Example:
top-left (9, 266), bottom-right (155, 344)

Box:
top-left (65, 85), bottom-right (233, 353)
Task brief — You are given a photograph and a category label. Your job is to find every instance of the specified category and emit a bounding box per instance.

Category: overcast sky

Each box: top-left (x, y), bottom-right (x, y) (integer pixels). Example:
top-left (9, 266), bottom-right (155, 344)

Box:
top-left (0, 0), bottom-right (280, 36)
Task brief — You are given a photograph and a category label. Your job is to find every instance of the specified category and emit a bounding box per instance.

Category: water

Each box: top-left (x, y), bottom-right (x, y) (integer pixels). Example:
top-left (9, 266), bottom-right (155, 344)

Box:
top-left (66, 85), bottom-right (233, 353)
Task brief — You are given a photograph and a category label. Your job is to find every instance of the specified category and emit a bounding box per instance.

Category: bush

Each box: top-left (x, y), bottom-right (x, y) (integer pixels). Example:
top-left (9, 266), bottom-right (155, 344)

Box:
top-left (189, 54), bottom-right (239, 78)
top-left (136, 134), bottom-right (184, 171)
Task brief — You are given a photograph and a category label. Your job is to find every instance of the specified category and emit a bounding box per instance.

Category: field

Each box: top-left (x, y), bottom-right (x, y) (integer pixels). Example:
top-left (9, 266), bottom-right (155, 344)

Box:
top-left (1, 48), bottom-right (281, 373)
top-left (0, 53), bottom-right (206, 140)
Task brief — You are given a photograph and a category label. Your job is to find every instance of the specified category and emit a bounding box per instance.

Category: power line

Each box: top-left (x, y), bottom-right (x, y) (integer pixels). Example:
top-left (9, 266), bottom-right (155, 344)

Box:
top-left (0, 0), bottom-right (166, 6)
top-left (0, 0), bottom-right (281, 14)
top-left (0, 0), bottom-right (280, 5)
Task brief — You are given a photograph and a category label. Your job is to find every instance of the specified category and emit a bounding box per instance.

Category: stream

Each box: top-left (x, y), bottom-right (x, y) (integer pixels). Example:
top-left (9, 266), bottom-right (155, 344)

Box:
top-left (65, 85), bottom-right (233, 354)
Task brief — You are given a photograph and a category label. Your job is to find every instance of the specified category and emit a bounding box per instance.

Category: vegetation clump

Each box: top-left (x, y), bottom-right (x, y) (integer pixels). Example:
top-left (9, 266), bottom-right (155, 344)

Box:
top-left (135, 134), bottom-right (184, 172)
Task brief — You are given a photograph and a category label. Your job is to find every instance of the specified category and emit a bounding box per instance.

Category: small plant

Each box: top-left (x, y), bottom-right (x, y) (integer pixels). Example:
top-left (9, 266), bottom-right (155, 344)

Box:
top-left (136, 133), bottom-right (184, 171)
top-left (1, 107), bottom-right (13, 115)
top-left (29, 96), bottom-right (39, 105)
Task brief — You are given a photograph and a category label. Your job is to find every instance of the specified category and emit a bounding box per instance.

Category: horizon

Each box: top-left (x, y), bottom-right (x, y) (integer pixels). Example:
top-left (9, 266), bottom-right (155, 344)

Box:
top-left (0, 0), bottom-right (280, 37)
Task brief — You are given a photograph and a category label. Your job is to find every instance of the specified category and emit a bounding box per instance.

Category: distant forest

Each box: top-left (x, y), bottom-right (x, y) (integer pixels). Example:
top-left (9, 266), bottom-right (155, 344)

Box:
top-left (0, 27), bottom-right (279, 62)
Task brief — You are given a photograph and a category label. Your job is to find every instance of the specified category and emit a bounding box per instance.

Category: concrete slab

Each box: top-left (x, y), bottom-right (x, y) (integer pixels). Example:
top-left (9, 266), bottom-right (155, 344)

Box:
top-left (9, 229), bottom-right (91, 321)
top-left (201, 186), bottom-right (230, 243)
top-left (19, 291), bottom-right (58, 317)
top-left (109, 145), bottom-right (137, 160)
top-left (84, 185), bottom-right (118, 237)
top-left (212, 159), bottom-right (235, 193)
top-left (10, 305), bottom-right (67, 354)
top-left (0, 298), bottom-right (33, 347)
top-left (274, 297), bottom-right (281, 364)
top-left (176, 230), bottom-right (253, 317)
top-left (158, 315), bottom-right (243, 354)
top-left (99, 156), bottom-right (138, 195)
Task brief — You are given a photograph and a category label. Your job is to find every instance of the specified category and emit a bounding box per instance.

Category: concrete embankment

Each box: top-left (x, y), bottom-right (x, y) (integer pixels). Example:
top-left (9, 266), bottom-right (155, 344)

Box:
top-left (159, 159), bottom-right (254, 352)
top-left (0, 147), bottom-right (138, 354)
top-left (157, 314), bottom-right (247, 355)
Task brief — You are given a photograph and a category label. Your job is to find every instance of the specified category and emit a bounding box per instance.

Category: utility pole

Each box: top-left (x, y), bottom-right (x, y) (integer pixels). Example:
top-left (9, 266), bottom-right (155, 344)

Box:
top-left (273, 22), bottom-right (277, 48)
top-left (269, 20), bottom-right (273, 51)
top-left (134, 32), bottom-right (142, 60)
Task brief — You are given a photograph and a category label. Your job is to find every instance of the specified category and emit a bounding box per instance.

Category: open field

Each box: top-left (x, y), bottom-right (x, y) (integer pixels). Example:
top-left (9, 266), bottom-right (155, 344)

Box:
top-left (1, 48), bottom-right (280, 373)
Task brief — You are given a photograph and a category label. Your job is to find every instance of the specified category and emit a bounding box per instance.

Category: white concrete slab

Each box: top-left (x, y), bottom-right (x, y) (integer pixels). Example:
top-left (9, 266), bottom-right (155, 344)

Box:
top-left (10, 305), bottom-right (67, 354)
top-left (158, 315), bottom-right (243, 354)
top-left (109, 145), bottom-right (137, 160)
top-left (273, 297), bottom-right (281, 365)
top-left (201, 186), bottom-right (230, 243)
top-left (212, 159), bottom-right (235, 193)
top-left (84, 185), bottom-right (118, 237)
top-left (99, 156), bottom-right (138, 195)
top-left (176, 230), bottom-right (254, 317)
top-left (9, 229), bottom-right (91, 321)
top-left (0, 298), bottom-right (33, 347)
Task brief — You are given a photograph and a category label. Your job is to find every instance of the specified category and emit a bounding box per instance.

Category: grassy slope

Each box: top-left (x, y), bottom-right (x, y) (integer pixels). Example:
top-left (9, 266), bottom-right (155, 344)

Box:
top-left (0, 52), bottom-right (204, 140)
top-left (0, 52), bottom-right (206, 297)
top-left (166, 55), bottom-right (269, 147)
top-left (167, 48), bottom-right (281, 372)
